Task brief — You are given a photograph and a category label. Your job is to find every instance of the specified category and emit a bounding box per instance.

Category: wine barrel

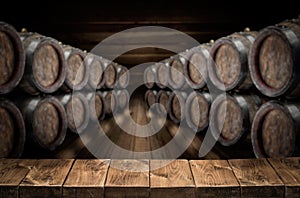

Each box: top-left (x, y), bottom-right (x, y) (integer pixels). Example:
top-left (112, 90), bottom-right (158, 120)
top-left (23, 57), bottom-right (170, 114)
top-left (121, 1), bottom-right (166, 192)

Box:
top-left (19, 96), bottom-right (67, 151)
top-left (210, 93), bottom-right (262, 146)
top-left (249, 18), bottom-right (300, 98)
top-left (0, 22), bottom-right (25, 94)
top-left (156, 90), bottom-right (171, 114)
top-left (115, 89), bottom-right (130, 110)
top-left (168, 55), bottom-right (187, 90)
top-left (85, 54), bottom-right (105, 90)
top-left (185, 92), bottom-right (211, 132)
top-left (86, 92), bottom-right (106, 122)
top-left (58, 93), bottom-right (90, 134)
top-left (208, 30), bottom-right (257, 91)
top-left (102, 91), bottom-right (118, 116)
top-left (167, 91), bottom-right (188, 124)
top-left (145, 89), bottom-right (157, 109)
top-left (116, 65), bottom-right (129, 89)
top-left (103, 61), bottom-right (118, 89)
top-left (0, 98), bottom-right (26, 158)
top-left (61, 46), bottom-right (89, 91)
top-left (144, 65), bottom-right (157, 89)
top-left (19, 32), bottom-right (66, 95)
top-left (184, 43), bottom-right (211, 89)
top-left (251, 100), bottom-right (300, 158)
top-left (156, 62), bottom-right (169, 89)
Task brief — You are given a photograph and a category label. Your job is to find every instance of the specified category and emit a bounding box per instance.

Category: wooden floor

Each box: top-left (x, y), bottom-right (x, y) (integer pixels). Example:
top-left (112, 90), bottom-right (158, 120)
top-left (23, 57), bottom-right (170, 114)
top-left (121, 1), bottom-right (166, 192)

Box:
top-left (0, 158), bottom-right (299, 198)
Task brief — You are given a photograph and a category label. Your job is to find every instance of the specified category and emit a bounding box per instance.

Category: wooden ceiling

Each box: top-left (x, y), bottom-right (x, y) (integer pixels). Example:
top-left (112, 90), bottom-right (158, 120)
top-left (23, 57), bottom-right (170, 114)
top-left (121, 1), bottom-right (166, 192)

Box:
top-left (1, 0), bottom-right (299, 66)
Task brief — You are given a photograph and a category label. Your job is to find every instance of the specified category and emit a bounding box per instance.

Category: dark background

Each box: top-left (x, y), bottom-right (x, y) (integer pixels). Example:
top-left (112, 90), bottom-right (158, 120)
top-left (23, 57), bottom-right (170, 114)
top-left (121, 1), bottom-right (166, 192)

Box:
top-left (1, 0), bottom-right (299, 66)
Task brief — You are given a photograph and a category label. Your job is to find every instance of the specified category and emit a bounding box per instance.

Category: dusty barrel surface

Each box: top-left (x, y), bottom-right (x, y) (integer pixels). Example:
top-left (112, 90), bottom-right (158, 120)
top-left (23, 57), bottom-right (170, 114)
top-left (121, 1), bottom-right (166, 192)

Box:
top-left (0, 22), bottom-right (25, 94)
top-left (19, 32), bottom-right (66, 95)
top-left (116, 65), bottom-right (129, 89)
top-left (185, 92), bottom-right (211, 132)
top-left (62, 46), bottom-right (88, 91)
top-left (87, 92), bottom-right (106, 122)
top-left (103, 61), bottom-right (118, 89)
top-left (144, 65), bottom-right (157, 89)
top-left (156, 62), bottom-right (169, 89)
top-left (20, 96), bottom-right (67, 151)
top-left (156, 90), bottom-right (171, 114)
top-left (167, 91), bottom-right (188, 124)
top-left (251, 101), bottom-right (300, 158)
top-left (249, 19), bottom-right (300, 98)
top-left (85, 54), bottom-right (105, 90)
top-left (0, 98), bottom-right (26, 158)
top-left (184, 44), bottom-right (211, 89)
top-left (168, 55), bottom-right (187, 90)
top-left (210, 93), bottom-right (262, 146)
top-left (59, 93), bottom-right (90, 134)
top-left (209, 31), bottom-right (257, 91)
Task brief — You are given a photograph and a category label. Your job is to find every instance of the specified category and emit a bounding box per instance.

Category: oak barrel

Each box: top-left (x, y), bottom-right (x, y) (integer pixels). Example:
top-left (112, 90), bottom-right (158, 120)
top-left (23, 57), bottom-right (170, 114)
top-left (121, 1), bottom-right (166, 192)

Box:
top-left (156, 90), bottom-right (171, 114)
top-left (156, 62), bottom-right (169, 89)
top-left (0, 22), bottom-right (25, 94)
top-left (167, 91), bottom-right (188, 124)
top-left (116, 65), bottom-right (129, 89)
top-left (102, 91), bottom-right (118, 116)
top-left (144, 65), bottom-right (157, 89)
top-left (85, 53), bottom-right (105, 90)
top-left (0, 98), bottom-right (25, 158)
top-left (251, 100), bottom-right (300, 158)
top-left (168, 55), bottom-right (187, 90)
top-left (86, 92), bottom-right (106, 122)
top-left (103, 61), bottom-right (118, 89)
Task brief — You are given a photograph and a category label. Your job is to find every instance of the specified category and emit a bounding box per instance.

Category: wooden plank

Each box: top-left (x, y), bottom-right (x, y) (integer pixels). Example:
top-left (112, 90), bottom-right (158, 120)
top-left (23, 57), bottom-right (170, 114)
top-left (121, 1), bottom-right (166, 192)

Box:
top-left (190, 160), bottom-right (240, 197)
top-left (150, 160), bottom-right (196, 198)
top-left (105, 160), bottom-right (149, 198)
top-left (229, 159), bottom-right (284, 198)
top-left (268, 158), bottom-right (300, 198)
top-left (20, 159), bottom-right (74, 198)
top-left (63, 160), bottom-right (110, 198)
top-left (0, 159), bottom-right (35, 198)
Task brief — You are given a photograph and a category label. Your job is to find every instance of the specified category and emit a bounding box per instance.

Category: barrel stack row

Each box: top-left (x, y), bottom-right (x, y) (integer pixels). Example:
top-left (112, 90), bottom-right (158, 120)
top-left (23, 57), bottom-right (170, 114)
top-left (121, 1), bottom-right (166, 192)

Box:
top-left (0, 22), bottom-right (130, 158)
top-left (144, 16), bottom-right (300, 159)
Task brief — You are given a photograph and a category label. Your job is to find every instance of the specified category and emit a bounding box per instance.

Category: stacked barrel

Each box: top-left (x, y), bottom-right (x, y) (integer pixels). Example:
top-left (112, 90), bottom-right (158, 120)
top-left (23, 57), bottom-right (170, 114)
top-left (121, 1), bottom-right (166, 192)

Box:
top-left (144, 16), bottom-right (300, 159)
top-left (0, 22), bottom-right (129, 158)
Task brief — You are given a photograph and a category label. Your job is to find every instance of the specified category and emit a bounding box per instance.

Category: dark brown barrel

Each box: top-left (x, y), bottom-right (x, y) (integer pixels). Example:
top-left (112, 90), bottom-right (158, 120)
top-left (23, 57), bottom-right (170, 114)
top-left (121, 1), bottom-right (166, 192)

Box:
top-left (210, 93), bottom-right (262, 146)
top-left (85, 54), bottom-right (105, 90)
top-left (144, 65), bottom-right (157, 89)
top-left (156, 62), bottom-right (169, 89)
top-left (102, 91), bottom-right (118, 116)
top-left (168, 55), bottom-right (187, 90)
top-left (59, 93), bottom-right (90, 134)
top-left (251, 101), bottom-right (300, 158)
top-left (103, 61), bottom-right (118, 89)
top-left (0, 22), bottom-right (25, 94)
top-left (18, 32), bottom-right (66, 95)
top-left (0, 98), bottom-right (25, 158)
top-left (61, 46), bottom-right (89, 91)
top-left (115, 89), bottom-right (130, 110)
top-left (86, 92), bottom-right (106, 122)
top-left (20, 96), bottom-right (67, 151)
top-left (145, 89), bottom-right (157, 108)
top-left (184, 43), bottom-right (211, 89)
top-left (116, 65), bottom-right (129, 89)
top-left (208, 30), bottom-right (257, 91)
top-left (185, 92), bottom-right (211, 132)
top-left (167, 91), bottom-right (188, 124)
top-left (156, 90), bottom-right (171, 114)
top-left (249, 19), bottom-right (300, 98)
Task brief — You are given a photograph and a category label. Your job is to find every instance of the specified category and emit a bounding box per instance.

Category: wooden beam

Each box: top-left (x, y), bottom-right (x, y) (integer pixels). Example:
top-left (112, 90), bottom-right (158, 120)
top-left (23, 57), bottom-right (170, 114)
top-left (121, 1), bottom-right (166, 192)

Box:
top-left (229, 159), bottom-right (284, 198)
top-left (190, 160), bottom-right (240, 197)
top-left (19, 159), bottom-right (74, 198)
top-left (268, 158), bottom-right (300, 198)
top-left (150, 160), bottom-right (196, 198)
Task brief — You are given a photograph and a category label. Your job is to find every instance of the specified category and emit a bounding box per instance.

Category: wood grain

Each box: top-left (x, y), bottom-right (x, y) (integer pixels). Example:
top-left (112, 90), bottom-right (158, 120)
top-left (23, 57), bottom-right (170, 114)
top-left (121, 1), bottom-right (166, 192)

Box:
top-left (229, 159), bottom-right (284, 198)
top-left (63, 160), bottom-right (110, 198)
top-left (190, 160), bottom-right (240, 197)
top-left (268, 158), bottom-right (300, 198)
top-left (150, 160), bottom-right (195, 198)
top-left (0, 159), bottom-right (35, 198)
top-left (20, 159), bottom-right (74, 198)
top-left (105, 160), bottom-right (149, 198)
